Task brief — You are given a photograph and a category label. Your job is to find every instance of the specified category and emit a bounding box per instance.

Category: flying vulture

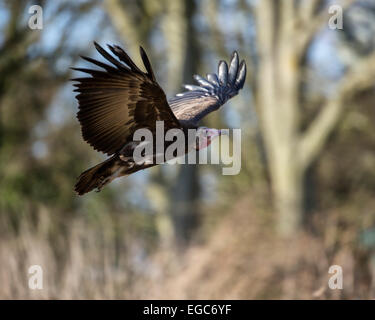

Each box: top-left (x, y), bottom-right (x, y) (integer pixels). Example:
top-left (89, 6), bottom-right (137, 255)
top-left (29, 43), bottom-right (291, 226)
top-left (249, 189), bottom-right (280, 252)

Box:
top-left (73, 43), bottom-right (246, 195)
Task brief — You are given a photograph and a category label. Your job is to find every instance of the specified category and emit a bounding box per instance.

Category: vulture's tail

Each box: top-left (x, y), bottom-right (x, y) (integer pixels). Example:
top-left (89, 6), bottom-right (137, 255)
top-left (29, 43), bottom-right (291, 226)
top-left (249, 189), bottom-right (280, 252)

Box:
top-left (74, 157), bottom-right (116, 196)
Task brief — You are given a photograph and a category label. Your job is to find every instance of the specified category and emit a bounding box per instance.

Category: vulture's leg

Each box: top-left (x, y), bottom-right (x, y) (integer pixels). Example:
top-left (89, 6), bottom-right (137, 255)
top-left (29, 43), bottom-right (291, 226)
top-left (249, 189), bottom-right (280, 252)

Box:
top-left (118, 141), bottom-right (154, 165)
top-left (118, 142), bottom-right (137, 164)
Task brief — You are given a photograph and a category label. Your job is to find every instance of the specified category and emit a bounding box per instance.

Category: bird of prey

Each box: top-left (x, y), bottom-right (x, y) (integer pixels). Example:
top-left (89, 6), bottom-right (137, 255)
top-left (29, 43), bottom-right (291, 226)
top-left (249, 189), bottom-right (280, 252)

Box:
top-left (72, 43), bottom-right (246, 195)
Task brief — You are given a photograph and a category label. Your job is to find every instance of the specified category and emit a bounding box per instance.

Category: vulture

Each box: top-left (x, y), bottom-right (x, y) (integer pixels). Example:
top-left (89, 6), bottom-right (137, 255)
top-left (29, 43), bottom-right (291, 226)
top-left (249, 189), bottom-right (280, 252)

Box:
top-left (73, 43), bottom-right (246, 195)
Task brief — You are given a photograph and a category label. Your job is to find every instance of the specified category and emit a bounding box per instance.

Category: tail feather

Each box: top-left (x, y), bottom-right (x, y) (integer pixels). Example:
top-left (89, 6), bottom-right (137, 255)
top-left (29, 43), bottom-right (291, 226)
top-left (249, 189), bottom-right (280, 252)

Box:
top-left (75, 156), bottom-right (156, 196)
top-left (75, 160), bottom-right (111, 196)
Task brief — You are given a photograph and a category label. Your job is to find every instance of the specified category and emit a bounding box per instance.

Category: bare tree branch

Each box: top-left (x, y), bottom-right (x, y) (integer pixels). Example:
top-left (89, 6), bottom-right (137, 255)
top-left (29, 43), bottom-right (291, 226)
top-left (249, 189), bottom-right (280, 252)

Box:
top-left (203, 0), bottom-right (227, 58)
top-left (296, 0), bottom-right (357, 61)
top-left (298, 0), bottom-right (323, 22)
top-left (103, 0), bottom-right (142, 61)
top-left (255, 0), bottom-right (280, 153)
top-left (279, 0), bottom-right (299, 128)
top-left (162, 0), bottom-right (187, 93)
top-left (299, 52), bottom-right (375, 169)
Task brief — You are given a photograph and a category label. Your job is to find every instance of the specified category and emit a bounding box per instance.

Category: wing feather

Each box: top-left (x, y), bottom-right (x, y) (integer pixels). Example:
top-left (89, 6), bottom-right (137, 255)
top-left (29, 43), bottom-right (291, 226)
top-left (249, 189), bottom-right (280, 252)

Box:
top-left (169, 51), bottom-right (246, 124)
top-left (73, 43), bottom-right (181, 156)
top-left (218, 61), bottom-right (228, 85)
top-left (228, 51), bottom-right (239, 84)
top-left (140, 46), bottom-right (156, 81)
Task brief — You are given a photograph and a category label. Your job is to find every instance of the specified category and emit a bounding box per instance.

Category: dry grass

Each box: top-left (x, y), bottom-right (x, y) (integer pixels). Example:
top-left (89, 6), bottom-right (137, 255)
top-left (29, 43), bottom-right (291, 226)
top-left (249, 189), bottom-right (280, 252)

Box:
top-left (0, 196), bottom-right (374, 299)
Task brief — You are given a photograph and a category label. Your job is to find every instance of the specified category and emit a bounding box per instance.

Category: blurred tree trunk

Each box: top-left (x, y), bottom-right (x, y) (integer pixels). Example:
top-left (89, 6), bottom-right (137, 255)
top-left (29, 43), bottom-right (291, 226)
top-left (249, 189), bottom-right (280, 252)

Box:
top-left (105, 0), bottom-right (200, 247)
top-left (255, 0), bottom-right (375, 236)
top-left (104, 0), bottom-right (175, 246)
top-left (164, 0), bottom-right (200, 247)
top-left (255, 1), bottom-right (303, 236)
top-left (103, 0), bottom-right (162, 58)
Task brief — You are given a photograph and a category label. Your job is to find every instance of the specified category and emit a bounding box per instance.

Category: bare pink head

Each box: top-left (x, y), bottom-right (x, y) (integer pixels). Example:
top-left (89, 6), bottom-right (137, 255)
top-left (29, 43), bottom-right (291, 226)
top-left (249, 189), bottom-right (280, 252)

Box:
top-left (194, 127), bottom-right (223, 150)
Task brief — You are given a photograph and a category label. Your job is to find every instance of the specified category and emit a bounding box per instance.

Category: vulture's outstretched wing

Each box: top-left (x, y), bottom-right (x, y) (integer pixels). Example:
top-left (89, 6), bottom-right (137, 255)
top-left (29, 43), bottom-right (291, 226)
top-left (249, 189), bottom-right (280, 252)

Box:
top-left (169, 52), bottom-right (246, 125)
top-left (72, 42), bottom-right (181, 156)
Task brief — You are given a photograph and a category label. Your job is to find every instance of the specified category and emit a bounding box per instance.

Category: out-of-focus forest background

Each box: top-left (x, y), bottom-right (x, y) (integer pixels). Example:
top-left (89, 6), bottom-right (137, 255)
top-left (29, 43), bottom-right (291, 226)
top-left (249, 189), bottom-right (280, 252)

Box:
top-left (1, 0), bottom-right (375, 299)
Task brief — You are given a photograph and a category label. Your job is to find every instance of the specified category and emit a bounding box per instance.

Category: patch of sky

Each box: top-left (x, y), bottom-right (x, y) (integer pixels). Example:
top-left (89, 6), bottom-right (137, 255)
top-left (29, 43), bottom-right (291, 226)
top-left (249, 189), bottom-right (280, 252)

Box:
top-left (200, 170), bottom-right (217, 204)
top-left (47, 83), bottom-right (76, 127)
top-left (31, 140), bottom-right (48, 159)
top-left (308, 30), bottom-right (346, 96)
top-left (111, 169), bottom-right (152, 211)
top-left (0, 2), bottom-right (10, 47)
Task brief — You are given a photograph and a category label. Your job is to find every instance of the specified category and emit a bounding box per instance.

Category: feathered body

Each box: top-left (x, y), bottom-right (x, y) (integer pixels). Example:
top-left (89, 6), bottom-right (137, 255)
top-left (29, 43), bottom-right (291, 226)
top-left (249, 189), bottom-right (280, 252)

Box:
top-left (72, 43), bottom-right (246, 195)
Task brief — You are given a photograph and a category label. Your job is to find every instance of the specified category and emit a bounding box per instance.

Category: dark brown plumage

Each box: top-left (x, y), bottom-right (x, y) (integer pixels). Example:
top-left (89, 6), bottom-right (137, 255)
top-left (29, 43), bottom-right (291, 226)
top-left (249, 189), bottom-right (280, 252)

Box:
top-left (72, 43), bottom-right (246, 195)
